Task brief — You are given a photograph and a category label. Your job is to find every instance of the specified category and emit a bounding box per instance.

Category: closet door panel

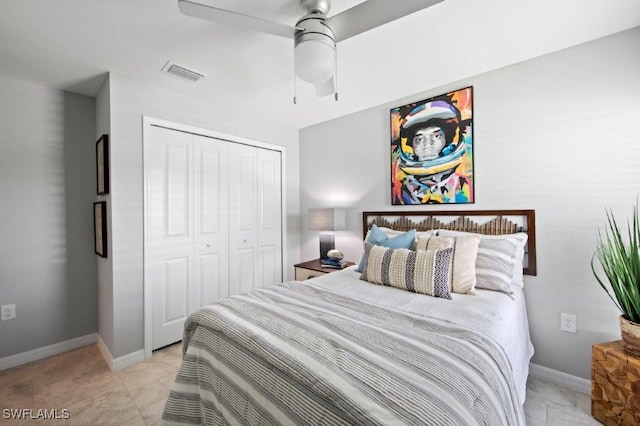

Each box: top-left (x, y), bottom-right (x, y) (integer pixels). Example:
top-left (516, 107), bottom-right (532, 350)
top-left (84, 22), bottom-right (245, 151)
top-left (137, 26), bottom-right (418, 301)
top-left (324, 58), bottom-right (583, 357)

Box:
top-left (163, 256), bottom-right (190, 321)
top-left (196, 253), bottom-right (224, 306)
top-left (146, 126), bottom-right (194, 350)
top-left (193, 136), bottom-right (229, 306)
top-left (166, 143), bottom-right (190, 237)
top-left (236, 248), bottom-right (256, 295)
top-left (257, 149), bottom-right (282, 287)
top-left (259, 246), bottom-right (277, 288)
top-left (228, 144), bottom-right (258, 295)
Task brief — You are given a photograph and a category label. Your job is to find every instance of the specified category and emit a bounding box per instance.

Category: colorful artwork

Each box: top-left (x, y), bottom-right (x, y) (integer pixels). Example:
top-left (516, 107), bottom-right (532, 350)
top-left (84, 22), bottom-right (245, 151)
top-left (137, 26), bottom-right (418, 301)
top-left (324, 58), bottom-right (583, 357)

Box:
top-left (390, 86), bottom-right (474, 205)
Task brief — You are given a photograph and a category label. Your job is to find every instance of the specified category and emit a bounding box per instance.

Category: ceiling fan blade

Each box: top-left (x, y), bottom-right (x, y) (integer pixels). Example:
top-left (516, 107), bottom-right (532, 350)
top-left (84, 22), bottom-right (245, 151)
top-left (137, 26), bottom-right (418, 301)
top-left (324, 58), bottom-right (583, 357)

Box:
top-left (328, 0), bottom-right (445, 43)
top-left (178, 0), bottom-right (299, 39)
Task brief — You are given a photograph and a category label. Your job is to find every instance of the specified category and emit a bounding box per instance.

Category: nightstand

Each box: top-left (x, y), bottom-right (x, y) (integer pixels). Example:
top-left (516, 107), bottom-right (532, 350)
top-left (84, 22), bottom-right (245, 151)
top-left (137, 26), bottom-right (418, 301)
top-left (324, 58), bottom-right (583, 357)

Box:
top-left (591, 340), bottom-right (640, 425)
top-left (294, 259), bottom-right (355, 281)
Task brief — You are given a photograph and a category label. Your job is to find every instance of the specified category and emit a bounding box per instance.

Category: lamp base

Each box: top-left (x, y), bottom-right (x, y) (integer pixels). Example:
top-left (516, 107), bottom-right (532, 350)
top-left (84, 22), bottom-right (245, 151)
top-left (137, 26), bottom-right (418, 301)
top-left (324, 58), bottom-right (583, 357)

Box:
top-left (318, 232), bottom-right (335, 259)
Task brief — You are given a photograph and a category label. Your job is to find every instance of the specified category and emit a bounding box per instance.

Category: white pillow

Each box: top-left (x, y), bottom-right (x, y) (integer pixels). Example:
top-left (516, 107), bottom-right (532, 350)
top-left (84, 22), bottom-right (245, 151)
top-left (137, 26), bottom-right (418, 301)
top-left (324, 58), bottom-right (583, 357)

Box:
top-left (437, 230), bottom-right (528, 295)
top-left (416, 235), bottom-right (481, 295)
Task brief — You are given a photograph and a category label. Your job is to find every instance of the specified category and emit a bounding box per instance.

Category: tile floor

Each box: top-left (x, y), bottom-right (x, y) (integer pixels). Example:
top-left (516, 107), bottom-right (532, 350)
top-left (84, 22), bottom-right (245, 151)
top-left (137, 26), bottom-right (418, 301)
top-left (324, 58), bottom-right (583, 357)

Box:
top-left (0, 343), bottom-right (181, 425)
top-left (1, 343), bottom-right (600, 425)
top-left (525, 377), bottom-right (600, 426)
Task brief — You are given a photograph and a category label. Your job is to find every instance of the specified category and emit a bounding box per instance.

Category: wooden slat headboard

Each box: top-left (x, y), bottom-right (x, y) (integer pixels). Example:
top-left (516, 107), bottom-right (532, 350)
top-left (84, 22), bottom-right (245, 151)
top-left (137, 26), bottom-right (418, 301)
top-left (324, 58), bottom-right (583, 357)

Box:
top-left (362, 210), bottom-right (537, 276)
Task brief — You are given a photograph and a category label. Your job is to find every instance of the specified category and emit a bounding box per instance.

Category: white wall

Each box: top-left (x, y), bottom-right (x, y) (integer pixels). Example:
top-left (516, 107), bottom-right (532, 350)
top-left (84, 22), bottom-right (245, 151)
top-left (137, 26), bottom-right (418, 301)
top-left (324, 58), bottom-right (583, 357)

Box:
top-left (0, 76), bottom-right (97, 358)
top-left (299, 27), bottom-right (640, 379)
top-left (100, 73), bottom-right (301, 358)
top-left (95, 76), bottom-right (114, 353)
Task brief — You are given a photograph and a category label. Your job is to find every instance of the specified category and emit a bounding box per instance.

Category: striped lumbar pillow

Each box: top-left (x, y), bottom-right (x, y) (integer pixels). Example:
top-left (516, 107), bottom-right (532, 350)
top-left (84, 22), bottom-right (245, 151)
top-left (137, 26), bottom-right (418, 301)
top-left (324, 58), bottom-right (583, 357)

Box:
top-left (360, 243), bottom-right (453, 299)
top-left (416, 235), bottom-right (481, 295)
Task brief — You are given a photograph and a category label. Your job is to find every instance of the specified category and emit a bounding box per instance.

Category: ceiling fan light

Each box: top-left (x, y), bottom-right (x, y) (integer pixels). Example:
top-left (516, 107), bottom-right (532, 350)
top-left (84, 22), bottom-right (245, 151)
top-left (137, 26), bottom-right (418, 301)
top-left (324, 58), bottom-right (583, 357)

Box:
top-left (294, 40), bottom-right (335, 84)
top-left (314, 76), bottom-right (335, 97)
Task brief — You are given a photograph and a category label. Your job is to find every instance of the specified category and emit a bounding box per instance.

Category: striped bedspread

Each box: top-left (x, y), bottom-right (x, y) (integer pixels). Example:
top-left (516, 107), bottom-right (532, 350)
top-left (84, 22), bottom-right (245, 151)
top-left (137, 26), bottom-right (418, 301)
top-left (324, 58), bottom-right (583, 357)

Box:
top-left (162, 281), bottom-right (525, 425)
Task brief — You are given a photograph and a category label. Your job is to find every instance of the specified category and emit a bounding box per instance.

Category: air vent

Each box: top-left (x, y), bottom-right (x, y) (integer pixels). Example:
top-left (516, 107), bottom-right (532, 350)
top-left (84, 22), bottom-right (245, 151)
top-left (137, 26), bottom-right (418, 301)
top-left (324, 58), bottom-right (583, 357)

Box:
top-left (162, 61), bottom-right (206, 82)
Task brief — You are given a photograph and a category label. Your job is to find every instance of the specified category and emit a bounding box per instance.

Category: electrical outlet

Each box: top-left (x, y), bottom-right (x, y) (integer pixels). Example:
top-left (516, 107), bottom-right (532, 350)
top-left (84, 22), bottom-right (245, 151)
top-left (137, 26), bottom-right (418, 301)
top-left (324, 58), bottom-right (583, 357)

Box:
top-left (1, 304), bottom-right (16, 321)
top-left (560, 313), bottom-right (576, 333)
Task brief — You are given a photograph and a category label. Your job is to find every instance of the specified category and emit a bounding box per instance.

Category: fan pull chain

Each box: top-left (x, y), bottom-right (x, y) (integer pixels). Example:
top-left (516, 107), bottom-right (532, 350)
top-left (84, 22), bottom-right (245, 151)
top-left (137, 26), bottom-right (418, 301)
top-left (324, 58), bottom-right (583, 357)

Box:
top-left (293, 66), bottom-right (297, 105)
top-left (334, 43), bottom-right (339, 101)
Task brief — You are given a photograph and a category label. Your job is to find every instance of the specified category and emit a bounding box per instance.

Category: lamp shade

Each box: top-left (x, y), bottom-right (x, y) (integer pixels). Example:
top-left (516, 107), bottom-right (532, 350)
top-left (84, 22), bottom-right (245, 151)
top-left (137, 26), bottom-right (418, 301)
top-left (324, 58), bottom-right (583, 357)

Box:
top-left (308, 208), bottom-right (346, 231)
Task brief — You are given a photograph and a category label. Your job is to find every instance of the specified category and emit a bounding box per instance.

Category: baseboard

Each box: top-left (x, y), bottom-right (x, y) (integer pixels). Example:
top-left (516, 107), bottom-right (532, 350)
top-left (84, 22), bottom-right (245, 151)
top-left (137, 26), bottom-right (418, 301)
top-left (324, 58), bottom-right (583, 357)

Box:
top-left (113, 349), bottom-right (144, 370)
top-left (96, 335), bottom-right (114, 369)
top-left (0, 333), bottom-right (97, 371)
top-left (96, 335), bottom-right (144, 371)
top-left (529, 362), bottom-right (591, 394)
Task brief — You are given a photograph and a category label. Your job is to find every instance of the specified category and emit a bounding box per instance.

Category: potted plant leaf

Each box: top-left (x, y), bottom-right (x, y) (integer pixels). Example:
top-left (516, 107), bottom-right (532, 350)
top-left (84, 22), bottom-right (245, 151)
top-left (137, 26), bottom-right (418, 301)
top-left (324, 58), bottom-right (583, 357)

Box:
top-left (592, 202), bottom-right (640, 357)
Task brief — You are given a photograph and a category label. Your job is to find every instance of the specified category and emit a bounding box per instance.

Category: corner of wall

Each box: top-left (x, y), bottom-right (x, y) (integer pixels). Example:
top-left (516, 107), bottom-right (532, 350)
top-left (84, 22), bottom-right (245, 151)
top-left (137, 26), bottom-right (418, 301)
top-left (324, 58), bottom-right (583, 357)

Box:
top-left (95, 72), bottom-right (115, 357)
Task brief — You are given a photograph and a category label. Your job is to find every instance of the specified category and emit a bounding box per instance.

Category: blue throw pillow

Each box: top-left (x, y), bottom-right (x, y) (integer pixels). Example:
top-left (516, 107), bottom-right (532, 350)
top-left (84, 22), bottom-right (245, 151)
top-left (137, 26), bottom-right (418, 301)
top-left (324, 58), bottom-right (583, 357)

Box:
top-left (367, 224), bottom-right (389, 244)
top-left (355, 225), bottom-right (416, 272)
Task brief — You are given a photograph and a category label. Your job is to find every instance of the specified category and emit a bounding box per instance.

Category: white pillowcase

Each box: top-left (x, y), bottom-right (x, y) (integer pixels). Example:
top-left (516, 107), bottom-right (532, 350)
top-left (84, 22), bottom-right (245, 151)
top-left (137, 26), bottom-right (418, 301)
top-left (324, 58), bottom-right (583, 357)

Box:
top-left (437, 230), bottom-right (528, 295)
top-left (416, 234), bottom-right (481, 295)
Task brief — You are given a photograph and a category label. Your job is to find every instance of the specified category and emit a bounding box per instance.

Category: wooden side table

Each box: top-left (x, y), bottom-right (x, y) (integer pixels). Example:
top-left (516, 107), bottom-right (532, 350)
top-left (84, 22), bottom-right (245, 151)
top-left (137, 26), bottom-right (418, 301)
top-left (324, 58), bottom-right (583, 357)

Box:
top-left (294, 259), bottom-right (355, 281)
top-left (592, 340), bottom-right (640, 425)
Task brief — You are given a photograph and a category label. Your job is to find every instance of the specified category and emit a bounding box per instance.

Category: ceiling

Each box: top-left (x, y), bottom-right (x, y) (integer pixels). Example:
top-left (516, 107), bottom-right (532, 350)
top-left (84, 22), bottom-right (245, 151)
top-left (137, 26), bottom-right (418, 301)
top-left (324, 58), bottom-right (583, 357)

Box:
top-left (1, 0), bottom-right (639, 129)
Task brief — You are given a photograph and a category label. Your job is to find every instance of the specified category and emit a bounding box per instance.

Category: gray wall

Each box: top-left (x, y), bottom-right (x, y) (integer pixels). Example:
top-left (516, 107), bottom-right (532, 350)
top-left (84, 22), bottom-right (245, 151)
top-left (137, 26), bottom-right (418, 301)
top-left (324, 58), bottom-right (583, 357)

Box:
top-left (100, 73), bottom-right (301, 358)
top-left (299, 27), bottom-right (640, 379)
top-left (0, 76), bottom-right (97, 358)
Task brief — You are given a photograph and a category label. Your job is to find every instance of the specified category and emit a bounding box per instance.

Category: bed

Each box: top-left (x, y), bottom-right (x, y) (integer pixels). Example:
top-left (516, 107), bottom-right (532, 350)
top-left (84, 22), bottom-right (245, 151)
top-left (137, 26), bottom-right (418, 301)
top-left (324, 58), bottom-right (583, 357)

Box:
top-left (162, 210), bottom-right (536, 426)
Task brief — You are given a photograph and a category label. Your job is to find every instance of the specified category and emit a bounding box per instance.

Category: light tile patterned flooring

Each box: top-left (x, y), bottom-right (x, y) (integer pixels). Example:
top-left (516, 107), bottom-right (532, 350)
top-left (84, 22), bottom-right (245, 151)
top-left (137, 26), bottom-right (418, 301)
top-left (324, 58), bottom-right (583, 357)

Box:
top-left (0, 343), bottom-right (181, 425)
top-left (525, 377), bottom-right (600, 426)
top-left (1, 343), bottom-right (600, 425)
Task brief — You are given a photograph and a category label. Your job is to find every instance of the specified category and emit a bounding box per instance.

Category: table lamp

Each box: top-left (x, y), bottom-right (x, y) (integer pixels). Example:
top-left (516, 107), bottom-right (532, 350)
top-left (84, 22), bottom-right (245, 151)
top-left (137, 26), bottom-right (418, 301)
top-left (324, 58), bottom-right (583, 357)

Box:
top-left (308, 208), bottom-right (346, 259)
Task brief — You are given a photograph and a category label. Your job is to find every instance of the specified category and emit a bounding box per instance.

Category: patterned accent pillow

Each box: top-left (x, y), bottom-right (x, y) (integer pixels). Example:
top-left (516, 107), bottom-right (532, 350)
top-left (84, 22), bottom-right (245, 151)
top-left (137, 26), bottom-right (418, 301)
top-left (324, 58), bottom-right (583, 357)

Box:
top-left (416, 235), bottom-right (481, 295)
top-left (437, 230), bottom-right (528, 295)
top-left (355, 225), bottom-right (417, 272)
top-left (360, 243), bottom-right (453, 299)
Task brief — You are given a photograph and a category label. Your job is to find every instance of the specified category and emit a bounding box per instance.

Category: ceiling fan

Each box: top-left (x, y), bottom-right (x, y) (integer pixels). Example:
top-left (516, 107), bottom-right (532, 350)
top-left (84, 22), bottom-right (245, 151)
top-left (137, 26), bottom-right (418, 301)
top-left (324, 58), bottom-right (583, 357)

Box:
top-left (178, 0), bottom-right (445, 101)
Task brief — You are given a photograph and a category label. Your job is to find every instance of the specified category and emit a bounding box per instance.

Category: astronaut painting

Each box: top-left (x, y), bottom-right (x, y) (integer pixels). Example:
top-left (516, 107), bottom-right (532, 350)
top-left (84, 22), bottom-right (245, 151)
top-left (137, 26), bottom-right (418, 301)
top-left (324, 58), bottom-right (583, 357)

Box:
top-left (390, 86), bottom-right (474, 205)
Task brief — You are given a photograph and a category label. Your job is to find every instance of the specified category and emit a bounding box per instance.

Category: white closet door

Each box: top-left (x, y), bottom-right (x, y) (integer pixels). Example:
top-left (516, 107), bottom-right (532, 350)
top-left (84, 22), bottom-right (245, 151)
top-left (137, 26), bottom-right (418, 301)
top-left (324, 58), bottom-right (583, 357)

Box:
top-left (228, 143), bottom-right (258, 295)
top-left (193, 135), bottom-right (230, 307)
top-left (145, 121), bottom-right (284, 351)
top-left (257, 149), bottom-right (283, 287)
top-left (146, 126), bottom-right (194, 350)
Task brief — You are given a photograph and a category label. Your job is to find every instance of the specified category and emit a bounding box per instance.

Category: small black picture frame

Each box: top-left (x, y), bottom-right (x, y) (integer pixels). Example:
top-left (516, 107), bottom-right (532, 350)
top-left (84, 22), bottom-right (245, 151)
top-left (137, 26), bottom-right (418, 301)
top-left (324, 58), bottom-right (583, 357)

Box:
top-left (96, 134), bottom-right (109, 195)
top-left (94, 201), bottom-right (107, 258)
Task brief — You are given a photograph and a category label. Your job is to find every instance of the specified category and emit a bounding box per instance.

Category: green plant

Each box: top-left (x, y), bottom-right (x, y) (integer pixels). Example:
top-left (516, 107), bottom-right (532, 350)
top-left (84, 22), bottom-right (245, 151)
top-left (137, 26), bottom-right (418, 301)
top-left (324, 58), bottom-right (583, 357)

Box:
top-left (592, 202), bottom-right (640, 324)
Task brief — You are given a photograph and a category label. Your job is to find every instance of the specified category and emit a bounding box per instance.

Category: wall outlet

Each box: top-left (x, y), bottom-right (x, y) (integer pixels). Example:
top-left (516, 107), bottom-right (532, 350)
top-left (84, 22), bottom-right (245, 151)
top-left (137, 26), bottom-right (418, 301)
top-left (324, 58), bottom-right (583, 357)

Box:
top-left (1, 303), bottom-right (16, 321)
top-left (560, 313), bottom-right (576, 333)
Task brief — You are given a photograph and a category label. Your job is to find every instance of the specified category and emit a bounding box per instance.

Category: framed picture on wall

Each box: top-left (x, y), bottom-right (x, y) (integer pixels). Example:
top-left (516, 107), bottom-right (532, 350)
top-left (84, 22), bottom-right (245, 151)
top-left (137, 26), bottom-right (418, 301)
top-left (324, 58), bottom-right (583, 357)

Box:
top-left (94, 201), bottom-right (107, 258)
top-left (96, 134), bottom-right (109, 195)
top-left (390, 86), bottom-right (474, 205)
